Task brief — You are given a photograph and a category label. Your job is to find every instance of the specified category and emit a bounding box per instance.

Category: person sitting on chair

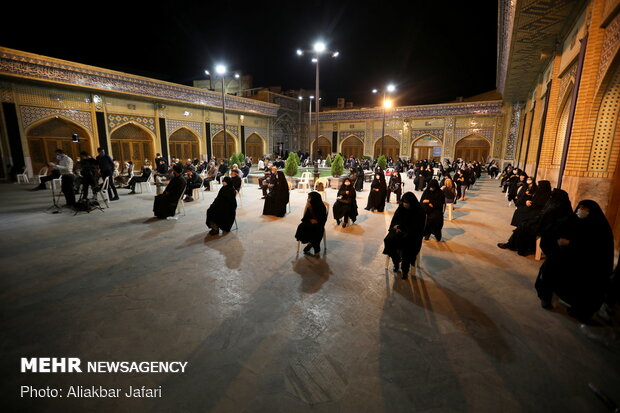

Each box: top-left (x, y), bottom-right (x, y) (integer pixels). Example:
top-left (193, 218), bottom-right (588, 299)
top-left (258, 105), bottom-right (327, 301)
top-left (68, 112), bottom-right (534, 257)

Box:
top-left (295, 191), bottom-right (328, 256)
top-left (206, 176), bottom-right (237, 235)
top-left (183, 169), bottom-right (203, 202)
top-left (127, 162), bottom-right (152, 194)
top-left (230, 169), bottom-right (242, 192)
top-left (31, 166), bottom-right (60, 190)
top-left (153, 164), bottom-right (186, 219)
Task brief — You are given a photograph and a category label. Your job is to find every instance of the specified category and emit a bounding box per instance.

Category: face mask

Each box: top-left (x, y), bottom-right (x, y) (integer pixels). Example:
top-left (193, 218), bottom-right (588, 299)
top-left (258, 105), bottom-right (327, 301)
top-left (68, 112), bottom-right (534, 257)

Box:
top-left (56, 155), bottom-right (62, 160)
top-left (526, 180), bottom-right (532, 184)
top-left (576, 208), bottom-right (589, 219)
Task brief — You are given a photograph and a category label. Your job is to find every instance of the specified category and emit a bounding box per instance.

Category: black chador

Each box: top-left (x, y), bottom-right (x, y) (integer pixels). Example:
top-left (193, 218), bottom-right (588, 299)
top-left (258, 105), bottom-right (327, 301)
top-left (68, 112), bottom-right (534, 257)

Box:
top-left (295, 191), bottom-right (328, 255)
top-left (383, 192), bottom-right (426, 279)
top-left (387, 171), bottom-right (403, 203)
top-left (262, 171), bottom-right (289, 217)
top-left (332, 179), bottom-right (358, 227)
top-left (206, 176), bottom-right (237, 234)
top-left (420, 179), bottom-right (445, 241)
top-left (365, 172), bottom-right (387, 212)
top-left (153, 166), bottom-right (186, 219)
top-left (355, 165), bottom-right (364, 192)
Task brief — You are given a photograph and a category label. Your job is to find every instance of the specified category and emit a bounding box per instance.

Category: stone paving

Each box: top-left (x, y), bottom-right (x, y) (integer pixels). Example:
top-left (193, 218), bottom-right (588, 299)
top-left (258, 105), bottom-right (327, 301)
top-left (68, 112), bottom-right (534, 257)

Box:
top-left (0, 176), bottom-right (618, 412)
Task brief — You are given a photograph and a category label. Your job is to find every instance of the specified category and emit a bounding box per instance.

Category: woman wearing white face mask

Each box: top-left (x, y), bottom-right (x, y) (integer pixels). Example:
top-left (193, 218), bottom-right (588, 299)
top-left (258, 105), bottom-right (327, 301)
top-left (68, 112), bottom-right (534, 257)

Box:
top-left (535, 199), bottom-right (614, 322)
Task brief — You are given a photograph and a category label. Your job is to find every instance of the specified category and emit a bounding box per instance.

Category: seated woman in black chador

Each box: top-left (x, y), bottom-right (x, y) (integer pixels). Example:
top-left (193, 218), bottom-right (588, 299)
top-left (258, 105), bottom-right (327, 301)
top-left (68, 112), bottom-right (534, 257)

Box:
top-left (206, 176), bottom-right (237, 235)
top-left (365, 172), bottom-right (387, 212)
top-left (498, 180), bottom-right (552, 255)
top-left (295, 191), bottom-right (328, 256)
top-left (153, 164), bottom-right (186, 219)
top-left (534, 188), bottom-right (573, 258)
top-left (535, 199), bottom-right (614, 321)
top-left (510, 176), bottom-right (537, 226)
top-left (262, 170), bottom-right (289, 217)
top-left (332, 177), bottom-right (358, 228)
top-left (383, 192), bottom-right (426, 280)
top-left (386, 170), bottom-right (403, 203)
top-left (420, 179), bottom-right (445, 241)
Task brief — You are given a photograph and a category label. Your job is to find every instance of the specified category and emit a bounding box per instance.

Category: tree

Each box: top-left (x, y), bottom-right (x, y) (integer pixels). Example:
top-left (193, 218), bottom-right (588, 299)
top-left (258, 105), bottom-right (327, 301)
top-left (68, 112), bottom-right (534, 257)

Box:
top-left (325, 155), bottom-right (332, 167)
top-left (376, 155), bottom-right (387, 170)
top-left (284, 152), bottom-right (299, 177)
top-left (229, 153), bottom-right (245, 167)
top-left (330, 154), bottom-right (344, 177)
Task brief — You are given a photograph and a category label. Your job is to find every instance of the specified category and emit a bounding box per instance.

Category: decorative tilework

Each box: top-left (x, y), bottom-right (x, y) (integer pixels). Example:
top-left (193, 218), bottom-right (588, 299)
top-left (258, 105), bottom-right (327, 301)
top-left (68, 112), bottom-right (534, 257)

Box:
top-left (598, 12), bottom-right (620, 89)
top-left (443, 117), bottom-right (455, 158)
top-left (454, 127), bottom-right (494, 143)
top-left (245, 127), bottom-right (268, 139)
top-left (21, 105), bottom-right (93, 133)
top-left (373, 129), bottom-right (402, 141)
top-left (559, 63), bottom-right (577, 110)
top-left (167, 119), bottom-right (203, 138)
top-left (0, 81), bottom-right (13, 102)
top-left (320, 101), bottom-right (503, 122)
top-left (410, 129), bottom-right (444, 142)
top-left (107, 114), bottom-right (155, 132)
top-left (338, 131), bottom-right (366, 142)
top-left (0, 48), bottom-right (278, 117)
top-left (210, 123), bottom-right (239, 137)
top-left (494, 117), bottom-right (503, 159)
top-left (505, 103), bottom-right (522, 160)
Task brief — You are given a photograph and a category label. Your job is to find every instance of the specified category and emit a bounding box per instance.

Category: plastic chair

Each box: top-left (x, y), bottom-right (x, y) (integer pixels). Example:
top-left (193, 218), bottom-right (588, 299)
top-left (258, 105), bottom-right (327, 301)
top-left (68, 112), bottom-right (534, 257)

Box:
top-left (236, 181), bottom-right (243, 207)
top-left (314, 177), bottom-right (329, 201)
top-left (99, 176), bottom-right (110, 208)
top-left (167, 184), bottom-right (187, 220)
top-left (135, 172), bottom-right (154, 194)
top-left (16, 172), bottom-right (29, 184)
top-left (444, 203), bottom-right (454, 221)
top-left (52, 175), bottom-right (62, 192)
top-left (36, 167), bottom-right (48, 184)
top-left (297, 172), bottom-right (313, 192)
top-left (385, 253), bottom-right (422, 276)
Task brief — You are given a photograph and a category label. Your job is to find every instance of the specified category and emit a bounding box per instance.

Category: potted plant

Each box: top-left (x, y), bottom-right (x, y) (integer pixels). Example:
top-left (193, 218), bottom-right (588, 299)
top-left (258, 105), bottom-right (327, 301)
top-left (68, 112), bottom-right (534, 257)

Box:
top-left (329, 154), bottom-right (344, 188)
top-left (376, 154), bottom-right (387, 171)
top-left (284, 152), bottom-right (299, 189)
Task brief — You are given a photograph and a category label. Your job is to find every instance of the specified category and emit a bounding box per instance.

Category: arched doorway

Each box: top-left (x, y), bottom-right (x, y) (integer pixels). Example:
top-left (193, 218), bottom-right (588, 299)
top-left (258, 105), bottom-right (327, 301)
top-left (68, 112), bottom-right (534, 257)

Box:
top-left (169, 127), bottom-right (200, 161)
top-left (340, 135), bottom-right (364, 159)
top-left (110, 123), bottom-right (155, 170)
top-left (552, 84), bottom-right (573, 166)
top-left (27, 117), bottom-right (91, 173)
top-left (246, 133), bottom-right (265, 163)
top-left (212, 131), bottom-right (237, 161)
top-left (311, 136), bottom-right (331, 159)
top-left (374, 135), bottom-right (400, 160)
top-left (411, 135), bottom-right (441, 162)
top-left (454, 135), bottom-right (490, 162)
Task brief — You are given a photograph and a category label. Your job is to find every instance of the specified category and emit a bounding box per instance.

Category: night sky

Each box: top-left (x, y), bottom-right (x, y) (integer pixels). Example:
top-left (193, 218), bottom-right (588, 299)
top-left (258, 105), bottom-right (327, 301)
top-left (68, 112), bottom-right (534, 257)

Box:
top-left (1, 0), bottom-right (498, 107)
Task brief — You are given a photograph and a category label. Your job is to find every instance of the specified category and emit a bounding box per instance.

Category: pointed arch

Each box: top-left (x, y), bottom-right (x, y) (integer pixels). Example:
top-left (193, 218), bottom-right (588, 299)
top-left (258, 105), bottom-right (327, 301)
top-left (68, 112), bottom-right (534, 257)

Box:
top-left (552, 82), bottom-right (574, 165)
top-left (454, 134), bottom-right (490, 162)
top-left (211, 130), bottom-right (238, 161)
top-left (310, 135), bottom-right (331, 159)
top-left (109, 122), bottom-right (156, 169)
top-left (411, 134), bottom-right (442, 161)
top-left (169, 127), bottom-right (200, 161)
top-left (340, 134), bottom-right (364, 159)
top-left (26, 116), bottom-right (92, 173)
top-left (373, 135), bottom-right (400, 159)
top-left (245, 132), bottom-right (266, 162)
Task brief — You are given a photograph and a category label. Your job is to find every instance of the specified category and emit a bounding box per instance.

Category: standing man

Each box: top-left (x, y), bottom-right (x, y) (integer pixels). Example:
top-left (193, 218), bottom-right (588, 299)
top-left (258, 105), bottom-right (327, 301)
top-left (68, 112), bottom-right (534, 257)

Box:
top-left (96, 147), bottom-right (119, 201)
top-left (48, 149), bottom-right (76, 208)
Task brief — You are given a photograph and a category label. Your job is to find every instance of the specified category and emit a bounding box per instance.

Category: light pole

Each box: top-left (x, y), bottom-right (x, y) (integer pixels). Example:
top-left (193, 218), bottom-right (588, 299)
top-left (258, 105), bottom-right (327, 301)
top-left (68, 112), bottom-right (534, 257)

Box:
top-left (205, 65), bottom-right (240, 161)
top-left (372, 84), bottom-right (396, 157)
top-left (297, 95), bottom-right (315, 154)
top-left (297, 42), bottom-right (339, 157)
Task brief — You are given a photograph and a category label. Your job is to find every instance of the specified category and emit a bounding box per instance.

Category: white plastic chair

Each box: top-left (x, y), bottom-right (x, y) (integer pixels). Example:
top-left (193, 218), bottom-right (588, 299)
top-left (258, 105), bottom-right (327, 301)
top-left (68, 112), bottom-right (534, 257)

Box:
top-left (36, 167), bottom-right (48, 184)
top-left (52, 175), bottom-right (62, 192)
top-left (135, 172), bottom-right (154, 194)
top-left (445, 203), bottom-right (454, 221)
top-left (167, 184), bottom-right (187, 220)
top-left (236, 181), bottom-right (243, 207)
top-left (297, 172), bottom-right (312, 192)
top-left (16, 171), bottom-right (29, 184)
top-left (314, 177), bottom-right (329, 201)
top-left (385, 253), bottom-right (422, 276)
top-left (99, 176), bottom-right (110, 208)
top-left (320, 160), bottom-right (326, 168)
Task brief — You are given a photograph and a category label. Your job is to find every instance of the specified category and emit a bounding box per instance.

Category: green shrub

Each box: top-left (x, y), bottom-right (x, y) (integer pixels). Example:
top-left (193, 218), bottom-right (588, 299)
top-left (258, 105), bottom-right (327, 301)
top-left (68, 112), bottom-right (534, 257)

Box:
top-left (284, 152), bottom-right (299, 177)
top-left (325, 155), bottom-right (332, 167)
top-left (330, 154), bottom-right (344, 177)
top-left (376, 155), bottom-right (387, 170)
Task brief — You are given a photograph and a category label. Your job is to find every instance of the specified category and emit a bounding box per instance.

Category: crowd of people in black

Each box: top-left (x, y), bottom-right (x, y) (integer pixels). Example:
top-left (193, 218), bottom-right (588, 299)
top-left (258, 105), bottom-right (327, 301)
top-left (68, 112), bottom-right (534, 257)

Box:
top-left (495, 163), bottom-right (618, 323)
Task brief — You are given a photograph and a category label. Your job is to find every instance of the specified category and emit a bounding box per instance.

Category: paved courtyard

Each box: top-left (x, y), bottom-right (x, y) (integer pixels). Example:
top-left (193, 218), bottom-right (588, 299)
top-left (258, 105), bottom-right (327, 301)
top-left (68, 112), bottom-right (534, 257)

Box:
top-left (1, 176), bottom-right (618, 412)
